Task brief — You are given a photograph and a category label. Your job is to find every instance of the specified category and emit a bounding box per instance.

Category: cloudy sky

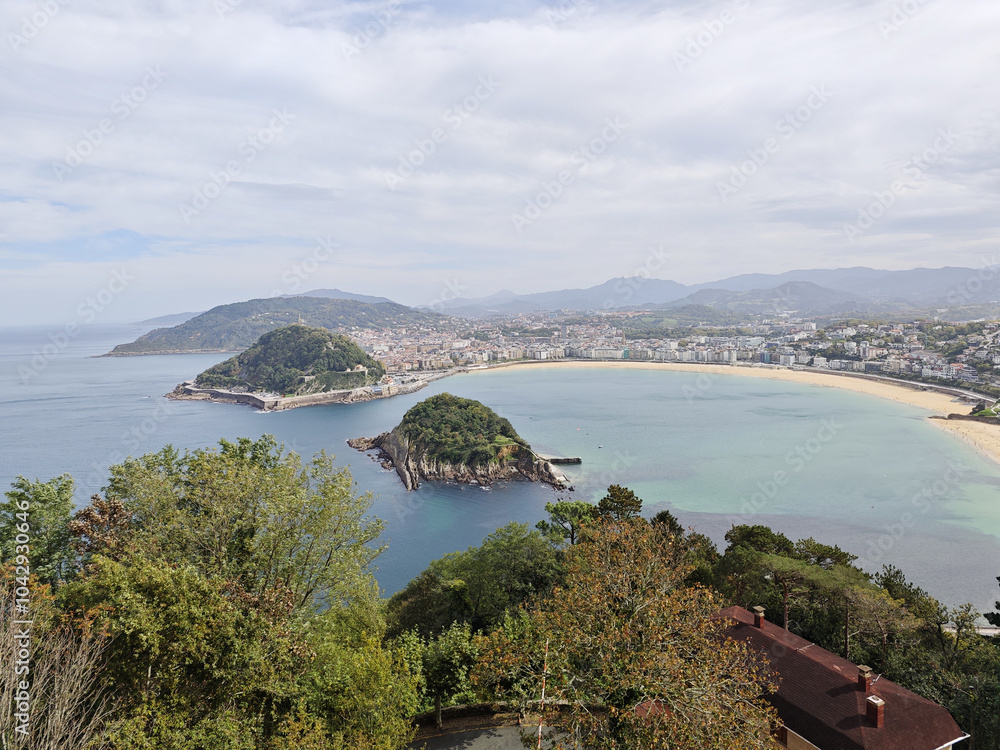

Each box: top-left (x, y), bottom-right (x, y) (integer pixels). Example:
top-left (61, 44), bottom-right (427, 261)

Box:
top-left (1, 0), bottom-right (998, 323)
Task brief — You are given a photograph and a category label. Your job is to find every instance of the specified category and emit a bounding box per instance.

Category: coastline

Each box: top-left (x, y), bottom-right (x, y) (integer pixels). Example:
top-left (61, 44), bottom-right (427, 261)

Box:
top-left (464, 360), bottom-right (1000, 468)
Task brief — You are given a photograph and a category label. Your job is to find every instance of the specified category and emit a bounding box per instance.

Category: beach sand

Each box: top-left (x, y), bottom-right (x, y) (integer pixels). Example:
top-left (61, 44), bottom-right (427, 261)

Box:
top-left (472, 360), bottom-right (1000, 467)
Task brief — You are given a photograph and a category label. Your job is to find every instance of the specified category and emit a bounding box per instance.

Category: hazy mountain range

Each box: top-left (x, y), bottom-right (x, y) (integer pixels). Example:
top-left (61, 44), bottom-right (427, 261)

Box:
top-left (425, 266), bottom-right (1000, 317)
top-left (121, 267), bottom-right (1000, 355)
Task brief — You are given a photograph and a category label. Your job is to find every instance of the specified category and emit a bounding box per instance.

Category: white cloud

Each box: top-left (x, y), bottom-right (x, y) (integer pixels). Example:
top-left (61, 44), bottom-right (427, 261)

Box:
top-left (1, 0), bottom-right (998, 322)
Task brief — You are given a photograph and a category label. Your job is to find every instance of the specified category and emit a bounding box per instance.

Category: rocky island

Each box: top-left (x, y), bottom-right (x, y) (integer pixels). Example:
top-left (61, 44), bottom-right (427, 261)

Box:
top-left (167, 324), bottom-right (424, 410)
top-left (349, 393), bottom-right (571, 490)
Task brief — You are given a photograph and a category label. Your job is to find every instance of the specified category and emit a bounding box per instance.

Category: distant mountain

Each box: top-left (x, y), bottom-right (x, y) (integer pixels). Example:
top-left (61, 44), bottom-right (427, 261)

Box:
top-left (705, 267), bottom-right (1000, 305)
top-left (658, 281), bottom-right (861, 316)
top-left (427, 266), bottom-right (1000, 317)
top-left (135, 311), bottom-right (203, 326)
top-left (107, 297), bottom-right (444, 355)
top-left (433, 278), bottom-right (690, 317)
top-left (287, 288), bottom-right (396, 305)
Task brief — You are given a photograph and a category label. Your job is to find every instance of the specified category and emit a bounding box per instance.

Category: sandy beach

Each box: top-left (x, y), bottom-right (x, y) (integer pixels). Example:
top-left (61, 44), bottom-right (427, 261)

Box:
top-left (470, 360), bottom-right (1000, 467)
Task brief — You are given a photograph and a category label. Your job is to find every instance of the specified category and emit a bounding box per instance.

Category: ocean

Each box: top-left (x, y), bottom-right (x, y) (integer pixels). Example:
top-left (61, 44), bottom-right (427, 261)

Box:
top-left (2, 324), bottom-right (999, 614)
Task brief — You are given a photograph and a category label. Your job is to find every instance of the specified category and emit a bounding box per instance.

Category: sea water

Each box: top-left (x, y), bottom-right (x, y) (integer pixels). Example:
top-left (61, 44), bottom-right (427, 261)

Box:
top-left (1, 324), bottom-right (999, 614)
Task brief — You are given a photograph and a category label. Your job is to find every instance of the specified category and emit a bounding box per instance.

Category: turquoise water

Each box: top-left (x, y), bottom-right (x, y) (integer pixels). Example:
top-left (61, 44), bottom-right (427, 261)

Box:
top-left (2, 325), bottom-right (999, 614)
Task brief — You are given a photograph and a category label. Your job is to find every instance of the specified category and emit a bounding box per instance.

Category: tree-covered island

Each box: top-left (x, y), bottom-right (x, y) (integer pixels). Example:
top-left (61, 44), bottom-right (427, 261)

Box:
top-left (191, 324), bottom-right (385, 396)
top-left (349, 393), bottom-right (570, 490)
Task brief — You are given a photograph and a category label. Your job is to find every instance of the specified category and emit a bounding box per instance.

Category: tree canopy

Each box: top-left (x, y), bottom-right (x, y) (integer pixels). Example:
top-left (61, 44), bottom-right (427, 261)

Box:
top-left (474, 519), bottom-right (779, 749)
top-left (196, 324), bottom-right (385, 394)
top-left (397, 393), bottom-right (529, 468)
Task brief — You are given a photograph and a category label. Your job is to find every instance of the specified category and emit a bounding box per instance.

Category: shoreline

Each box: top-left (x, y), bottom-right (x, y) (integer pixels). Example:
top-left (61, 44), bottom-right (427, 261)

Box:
top-left (463, 360), bottom-right (1000, 468)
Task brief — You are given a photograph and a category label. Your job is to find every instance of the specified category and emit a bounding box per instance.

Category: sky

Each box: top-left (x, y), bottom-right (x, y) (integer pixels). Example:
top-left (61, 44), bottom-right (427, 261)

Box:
top-left (1, 0), bottom-right (998, 324)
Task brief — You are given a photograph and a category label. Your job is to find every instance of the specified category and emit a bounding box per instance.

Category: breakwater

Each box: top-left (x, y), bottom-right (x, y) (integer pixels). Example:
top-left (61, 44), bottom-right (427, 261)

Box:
top-left (932, 414), bottom-right (1000, 426)
top-left (166, 379), bottom-right (428, 411)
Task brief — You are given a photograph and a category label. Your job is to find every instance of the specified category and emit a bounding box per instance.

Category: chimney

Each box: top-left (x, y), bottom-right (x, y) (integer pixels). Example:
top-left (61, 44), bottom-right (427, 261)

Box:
top-left (752, 606), bottom-right (765, 628)
top-left (866, 696), bottom-right (884, 728)
top-left (857, 666), bottom-right (873, 693)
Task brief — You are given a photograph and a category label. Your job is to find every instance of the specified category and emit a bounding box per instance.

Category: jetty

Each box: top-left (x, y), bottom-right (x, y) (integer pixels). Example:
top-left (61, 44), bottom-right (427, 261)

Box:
top-left (533, 453), bottom-right (582, 465)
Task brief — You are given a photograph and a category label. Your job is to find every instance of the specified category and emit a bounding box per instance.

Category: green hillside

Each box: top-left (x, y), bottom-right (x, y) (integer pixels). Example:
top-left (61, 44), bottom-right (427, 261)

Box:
top-left (107, 297), bottom-right (445, 355)
top-left (195, 325), bottom-right (385, 395)
top-left (398, 393), bottom-right (529, 467)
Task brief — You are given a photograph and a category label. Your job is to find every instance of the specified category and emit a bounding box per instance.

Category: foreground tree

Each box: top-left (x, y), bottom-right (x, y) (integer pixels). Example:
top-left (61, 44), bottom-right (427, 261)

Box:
top-left (101, 436), bottom-right (383, 611)
top-left (474, 519), bottom-right (778, 749)
top-left (596, 484), bottom-right (643, 522)
top-left (421, 622), bottom-right (480, 729)
top-left (0, 569), bottom-right (107, 750)
top-left (986, 576), bottom-right (1000, 628)
top-left (56, 436), bottom-right (417, 750)
top-left (387, 522), bottom-right (560, 637)
top-left (1, 474), bottom-right (75, 586)
top-left (535, 500), bottom-right (597, 546)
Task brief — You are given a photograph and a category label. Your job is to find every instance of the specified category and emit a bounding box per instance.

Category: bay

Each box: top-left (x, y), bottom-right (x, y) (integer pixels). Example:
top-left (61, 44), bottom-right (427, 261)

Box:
top-left (1, 324), bottom-right (999, 615)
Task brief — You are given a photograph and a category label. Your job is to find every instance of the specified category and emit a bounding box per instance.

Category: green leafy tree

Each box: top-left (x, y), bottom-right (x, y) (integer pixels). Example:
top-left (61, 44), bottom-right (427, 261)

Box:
top-left (387, 523), bottom-right (560, 636)
top-left (986, 576), bottom-right (1000, 628)
top-left (103, 436), bottom-right (383, 611)
top-left (475, 519), bottom-right (778, 749)
top-left (298, 590), bottom-right (419, 749)
top-left (535, 500), bottom-right (597, 546)
top-left (596, 484), bottom-right (642, 521)
top-left (422, 622), bottom-right (480, 729)
top-left (1, 474), bottom-right (75, 586)
top-left (650, 508), bottom-right (685, 538)
top-left (62, 554), bottom-right (304, 749)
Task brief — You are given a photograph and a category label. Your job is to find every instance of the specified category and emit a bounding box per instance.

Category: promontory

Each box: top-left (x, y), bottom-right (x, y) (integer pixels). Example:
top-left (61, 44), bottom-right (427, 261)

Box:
top-left (167, 324), bottom-right (413, 410)
top-left (348, 393), bottom-right (571, 491)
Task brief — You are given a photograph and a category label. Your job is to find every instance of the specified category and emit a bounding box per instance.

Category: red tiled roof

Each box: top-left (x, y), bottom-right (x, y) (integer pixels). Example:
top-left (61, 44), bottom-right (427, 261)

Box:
top-left (718, 606), bottom-right (967, 750)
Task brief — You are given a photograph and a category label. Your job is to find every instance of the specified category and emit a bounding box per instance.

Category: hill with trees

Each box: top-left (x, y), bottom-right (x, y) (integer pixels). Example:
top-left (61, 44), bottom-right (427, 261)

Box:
top-left (193, 324), bottom-right (385, 396)
top-left (106, 296), bottom-right (446, 355)
top-left (349, 393), bottom-right (567, 490)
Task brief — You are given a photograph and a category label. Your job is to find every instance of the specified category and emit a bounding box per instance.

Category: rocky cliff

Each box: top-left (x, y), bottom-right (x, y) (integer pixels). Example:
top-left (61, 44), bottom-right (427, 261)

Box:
top-left (347, 429), bottom-right (569, 491)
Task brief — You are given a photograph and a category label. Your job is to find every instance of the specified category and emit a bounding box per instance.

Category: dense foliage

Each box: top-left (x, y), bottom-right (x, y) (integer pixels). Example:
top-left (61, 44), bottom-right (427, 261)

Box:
top-left (5, 444), bottom-right (1000, 750)
top-left (195, 325), bottom-right (385, 395)
top-left (386, 523), bottom-right (561, 638)
top-left (0, 436), bottom-right (418, 750)
top-left (108, 297), bottom-right (444, 355)
top-left (398, 393), bottom-right (529, 467)
top-left (475, 519), bottom-right (780, 749)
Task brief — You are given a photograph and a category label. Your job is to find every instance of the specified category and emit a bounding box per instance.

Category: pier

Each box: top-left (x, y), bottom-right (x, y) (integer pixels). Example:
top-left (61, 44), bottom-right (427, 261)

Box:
top-left (535, 454), bottom-right (582, 465)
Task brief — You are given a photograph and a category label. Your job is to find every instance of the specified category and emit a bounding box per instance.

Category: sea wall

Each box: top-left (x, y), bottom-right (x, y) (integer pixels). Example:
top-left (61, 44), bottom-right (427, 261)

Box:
top-left (166, 379), bottom-right (427, 411)
top-left (937, 414), bottom-right (1000, 425)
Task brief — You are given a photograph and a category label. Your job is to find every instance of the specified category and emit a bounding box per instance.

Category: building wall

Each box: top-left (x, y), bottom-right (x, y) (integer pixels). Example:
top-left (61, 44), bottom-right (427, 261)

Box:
top-left (783, 727), bottom-right (821, 750)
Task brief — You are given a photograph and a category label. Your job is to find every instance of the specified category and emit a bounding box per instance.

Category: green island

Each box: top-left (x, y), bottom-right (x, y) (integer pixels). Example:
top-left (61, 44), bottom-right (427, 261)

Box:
top-left (105, 296), bottom-right (445, 355)
top-left (194, 324), bottom-right (385, 396)
top-left (349, 393), bottom-right (569, 490)
top-left (398, 393), bottom-right (528, 467)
